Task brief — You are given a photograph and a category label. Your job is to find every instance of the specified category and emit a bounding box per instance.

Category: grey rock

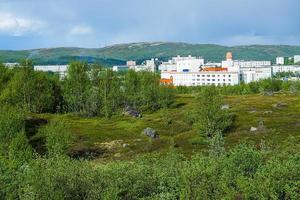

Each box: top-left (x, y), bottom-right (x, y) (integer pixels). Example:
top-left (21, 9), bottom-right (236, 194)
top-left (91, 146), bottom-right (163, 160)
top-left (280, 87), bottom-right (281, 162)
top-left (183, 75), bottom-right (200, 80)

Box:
top-left (264, 91), bottom-right (274, 96)
top-left (123, 105), bottom-right (142, 118)
top-left (248, 110), bottom-right (256, 114)
top-left (143, 127), bottom-right (159, 139)
top-left (272, 102), bottom-right (288, 109)
top-left (221, 104), bottom-right (230, 110)
top-left (122, 143), bottom-right (129, 148)
top-left (250, 127), bottom-right (258, 132)
top-left (257, 119), bottom-right (266, 131)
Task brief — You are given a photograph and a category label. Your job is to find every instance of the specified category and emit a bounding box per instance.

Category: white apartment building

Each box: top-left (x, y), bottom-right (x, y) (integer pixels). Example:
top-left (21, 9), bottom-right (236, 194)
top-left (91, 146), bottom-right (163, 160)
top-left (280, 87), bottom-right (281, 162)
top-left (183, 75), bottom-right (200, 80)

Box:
top-left (160, 52), bottom-right (274, 86)
top-left (129, 58), bottom-right (156, 72)
top-left (34, 65), bottom-right (68, 77)
top-left (294, 55), bottom-right (300, 64)
top-left (272, 65), bottom-right (300, 75)
top-left (240, 67), bottom-right (272, 84)
top-left (161, 71), bottom-right (239, 86)
top-left (113, 59), bottom-right (156, 72)
top-left (159, 55), bottom-right (204, 72)
top-left (276, 57), bottom-right (285, 65)
top-left (232, 60), bottom-right (271, 68)
top-left (3, 63), bottom-right (19, 67)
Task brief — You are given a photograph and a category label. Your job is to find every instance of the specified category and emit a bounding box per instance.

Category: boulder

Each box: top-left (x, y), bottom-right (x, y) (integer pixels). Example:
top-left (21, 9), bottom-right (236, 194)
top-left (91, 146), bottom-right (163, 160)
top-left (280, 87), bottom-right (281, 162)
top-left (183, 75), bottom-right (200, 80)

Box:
top-left (123, 105), bottom-right (142, 118)
top-left (221, 104), bottom-right (230, 110)
top-left (272, 102), bottom-right (288, 109)
top-left (257, 119), bottom-right (266, 131)
top-left (263, 110), bottom-right (273, 114)
top-left (248, 110), bottom-right (256, 114)
top-left (122, 143), bottom-right (129, 148)
top-left (143, 127), bottom-right (159, 139)
top-left (264, 91), bottom-right (274, 96)
top-left (250, 127), bottom-right (258, 132)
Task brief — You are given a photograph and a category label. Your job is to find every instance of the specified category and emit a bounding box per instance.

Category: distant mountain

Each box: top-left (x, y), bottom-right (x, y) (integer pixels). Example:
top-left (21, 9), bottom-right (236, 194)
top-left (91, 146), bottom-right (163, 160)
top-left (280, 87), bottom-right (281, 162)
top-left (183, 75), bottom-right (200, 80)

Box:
top-left (1, 42), bottom-right (300, 66)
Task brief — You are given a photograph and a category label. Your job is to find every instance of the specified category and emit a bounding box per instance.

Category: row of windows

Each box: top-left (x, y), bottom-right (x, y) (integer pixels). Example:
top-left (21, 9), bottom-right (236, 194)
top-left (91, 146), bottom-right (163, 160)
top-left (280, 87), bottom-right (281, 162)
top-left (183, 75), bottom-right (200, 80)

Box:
top-left (191, 82), bottom-right (232, 86)
top-left (189, 79), bottom-right (232, 82)
top-left (193, 74), bottom-right (232, 78)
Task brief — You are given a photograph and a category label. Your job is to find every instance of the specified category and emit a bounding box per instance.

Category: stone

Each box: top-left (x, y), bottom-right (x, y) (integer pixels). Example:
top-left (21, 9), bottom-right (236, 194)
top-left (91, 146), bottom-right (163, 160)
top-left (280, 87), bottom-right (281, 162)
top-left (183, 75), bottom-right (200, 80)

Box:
top-left (221, 104), bottom-right (230, 110)
top-left (250, 127), bottom-right (258, 132)
top-left (248, 110), bottom-right (256, 114)
top-left (272, 102), bottom-right (288, 109)
top-left (143, 127), bottom-right (159, 139)
top-left (264, 91), bottom-right (274, 96)
top-left (123, 105), bottom-right (142, 118)
top-left (122, 143), bottom-right (129, 148)
top-left (257, 119), bottom-right (266, 131)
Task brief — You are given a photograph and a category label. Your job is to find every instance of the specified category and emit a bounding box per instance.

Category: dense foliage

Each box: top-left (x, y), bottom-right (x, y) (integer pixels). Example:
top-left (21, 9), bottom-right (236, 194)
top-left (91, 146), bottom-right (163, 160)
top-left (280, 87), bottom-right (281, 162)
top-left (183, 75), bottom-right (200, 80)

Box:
top-left (0, 61), bottom-right (174, 117)
top-left (0, 107), bottom-right (299, 199)
top-left (0, 61), bottom-right (299, 199)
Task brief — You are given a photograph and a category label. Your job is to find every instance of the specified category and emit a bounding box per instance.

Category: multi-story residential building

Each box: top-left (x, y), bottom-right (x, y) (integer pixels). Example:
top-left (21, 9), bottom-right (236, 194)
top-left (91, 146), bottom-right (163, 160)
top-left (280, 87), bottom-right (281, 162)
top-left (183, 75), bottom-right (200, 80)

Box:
top-left (272, 65), bottom-right (300, 75)
top-left (161, 71), bottom-right (239, 86)
top-left (159, 55), bottom-right (204, 72)
top-left (3, 63), bottom-right (19, 67)
top-left (160, 52), bottom-right (273, 86)
top-left (294, 55), bottom-right (300, 64)
top-left (276, 57), bottom-right (285, 65)
top-left (34, 65), bottom-right (68, 78)
top-left (113, 58), bottom-right (156, 72)
top-left (240, 67), bottom-right (272, 83)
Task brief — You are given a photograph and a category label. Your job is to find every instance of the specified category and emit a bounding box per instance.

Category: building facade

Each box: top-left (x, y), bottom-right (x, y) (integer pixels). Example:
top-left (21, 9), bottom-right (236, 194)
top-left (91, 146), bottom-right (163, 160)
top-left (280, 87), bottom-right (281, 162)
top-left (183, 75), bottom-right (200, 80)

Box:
top-left (294, 55), bottom-right (300, 64)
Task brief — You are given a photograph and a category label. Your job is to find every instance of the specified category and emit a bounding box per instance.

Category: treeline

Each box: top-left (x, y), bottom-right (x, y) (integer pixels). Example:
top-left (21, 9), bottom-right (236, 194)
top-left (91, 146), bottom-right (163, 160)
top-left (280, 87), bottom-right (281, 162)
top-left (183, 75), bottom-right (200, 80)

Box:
top-left (0, 106), bottom-right (299, 199)
top-left (0, 61), bottom-right (174, 117)
top-left (176, 78), bottom-right (300, 95)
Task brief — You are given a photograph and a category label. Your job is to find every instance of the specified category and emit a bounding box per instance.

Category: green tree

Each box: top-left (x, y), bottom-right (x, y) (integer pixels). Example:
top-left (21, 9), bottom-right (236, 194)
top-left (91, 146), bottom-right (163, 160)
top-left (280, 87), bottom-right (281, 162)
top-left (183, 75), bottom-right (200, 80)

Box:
top-left (99, 69), bottom-right (121, 118)
top-left (63, 62), bottom-right (91, 113)
top-left (0, 66), bottom-right (56, 113)
top-left (194, 86), bottom-right (233, 138)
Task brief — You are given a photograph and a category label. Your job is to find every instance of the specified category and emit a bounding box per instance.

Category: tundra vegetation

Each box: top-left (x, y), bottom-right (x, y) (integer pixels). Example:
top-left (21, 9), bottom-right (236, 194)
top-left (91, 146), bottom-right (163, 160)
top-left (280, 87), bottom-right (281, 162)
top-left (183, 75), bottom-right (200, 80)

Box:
top-left (0, 61), bottom-right (299, 199)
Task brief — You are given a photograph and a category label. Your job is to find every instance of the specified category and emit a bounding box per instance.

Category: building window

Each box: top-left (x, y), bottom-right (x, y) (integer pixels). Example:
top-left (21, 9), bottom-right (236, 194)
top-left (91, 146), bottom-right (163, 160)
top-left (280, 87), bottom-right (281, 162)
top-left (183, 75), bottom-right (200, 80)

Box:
top-left (212, 75), bottom-right (215, 77)
top-left (207, 79), bottom-right (210, 81)
top-left (223, 79), bottom-right (226, 82)
top-left (228, 79), bottom-right (231, 82)
top-left (197, 75), bottom-right (200, 77)
top-left (228, 75), bottom-right (231, 77)
top-left (212, 79), bottom-right (215, 81)
top-left (207, 75), bottom-right (210, 77)
top-left (202, 75), bottom-right (205, 77)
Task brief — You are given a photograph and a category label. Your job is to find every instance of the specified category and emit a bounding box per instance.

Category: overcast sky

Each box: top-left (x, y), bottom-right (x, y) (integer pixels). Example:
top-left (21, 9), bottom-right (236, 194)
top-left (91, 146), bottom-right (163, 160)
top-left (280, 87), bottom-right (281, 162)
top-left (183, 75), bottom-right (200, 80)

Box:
top-left (0, 0), bottom-right (300, 50)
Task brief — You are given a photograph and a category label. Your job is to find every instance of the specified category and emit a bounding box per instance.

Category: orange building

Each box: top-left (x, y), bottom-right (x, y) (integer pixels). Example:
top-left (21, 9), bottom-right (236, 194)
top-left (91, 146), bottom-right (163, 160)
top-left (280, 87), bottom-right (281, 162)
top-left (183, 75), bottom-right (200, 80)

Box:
top-left (160, 76), bottom-right (173, 86)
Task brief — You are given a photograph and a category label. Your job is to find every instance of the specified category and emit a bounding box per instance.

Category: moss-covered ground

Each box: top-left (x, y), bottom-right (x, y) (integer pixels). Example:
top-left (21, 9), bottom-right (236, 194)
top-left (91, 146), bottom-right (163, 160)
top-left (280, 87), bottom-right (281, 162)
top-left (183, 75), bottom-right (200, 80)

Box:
top-left (32, 92), bottom-right (300, 161)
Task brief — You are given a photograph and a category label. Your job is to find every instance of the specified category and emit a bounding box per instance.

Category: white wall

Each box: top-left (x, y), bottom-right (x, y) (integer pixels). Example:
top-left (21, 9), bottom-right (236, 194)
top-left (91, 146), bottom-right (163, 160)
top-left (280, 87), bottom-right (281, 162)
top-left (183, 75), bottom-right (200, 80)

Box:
top-left (294, 55), bottom-right (300, 64)
top-left (276, 57), bottom-right (285, 65)
top-left (161, 72), bottom-right (239, 86)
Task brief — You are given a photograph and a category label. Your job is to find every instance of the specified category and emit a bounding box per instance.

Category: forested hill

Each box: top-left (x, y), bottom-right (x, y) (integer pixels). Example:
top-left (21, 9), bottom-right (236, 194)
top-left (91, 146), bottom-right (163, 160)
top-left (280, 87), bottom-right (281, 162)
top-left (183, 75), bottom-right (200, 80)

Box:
top-left (1, 42), bottom-right (300, 66)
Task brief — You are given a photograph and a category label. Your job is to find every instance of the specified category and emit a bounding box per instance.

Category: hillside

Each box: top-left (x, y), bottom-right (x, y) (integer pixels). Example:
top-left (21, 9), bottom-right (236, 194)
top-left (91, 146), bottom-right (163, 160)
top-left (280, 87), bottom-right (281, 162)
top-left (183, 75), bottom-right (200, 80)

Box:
top-left (31, 92), bottom-right (300, 161)
top-left (1, 42), bottom-right (300, 66)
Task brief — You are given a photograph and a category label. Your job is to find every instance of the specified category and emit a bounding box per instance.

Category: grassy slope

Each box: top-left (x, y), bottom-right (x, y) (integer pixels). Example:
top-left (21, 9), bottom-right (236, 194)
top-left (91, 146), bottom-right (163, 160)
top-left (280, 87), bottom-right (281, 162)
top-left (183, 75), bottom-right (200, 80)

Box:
top-left (1, 42), bottom-right (300, 65)
top-left (33, 92), bottom-right (300, 161)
